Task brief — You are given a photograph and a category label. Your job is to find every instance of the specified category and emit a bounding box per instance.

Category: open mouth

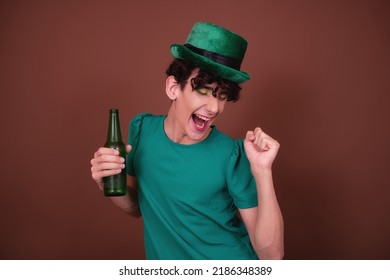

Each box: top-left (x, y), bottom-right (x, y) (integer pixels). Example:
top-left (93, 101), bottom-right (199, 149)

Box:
top-left (191, 114), bottom-right (211, 131)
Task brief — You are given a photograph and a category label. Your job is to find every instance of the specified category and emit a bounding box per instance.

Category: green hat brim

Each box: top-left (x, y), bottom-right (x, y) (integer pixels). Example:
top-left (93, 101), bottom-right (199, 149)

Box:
top-left (170, 44), bottom-right (251, 84)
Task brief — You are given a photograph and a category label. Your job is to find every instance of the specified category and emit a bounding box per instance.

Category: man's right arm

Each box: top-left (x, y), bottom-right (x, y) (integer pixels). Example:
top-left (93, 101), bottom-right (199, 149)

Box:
top-left (109, 175), bottom-right (141, 218)
top-left (91, 145), bottom-right (141, 218)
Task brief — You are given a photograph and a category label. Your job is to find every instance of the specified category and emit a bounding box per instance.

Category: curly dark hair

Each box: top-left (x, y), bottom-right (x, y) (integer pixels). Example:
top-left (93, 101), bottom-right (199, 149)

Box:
top-left (165, 59), bottom-right (241, 102)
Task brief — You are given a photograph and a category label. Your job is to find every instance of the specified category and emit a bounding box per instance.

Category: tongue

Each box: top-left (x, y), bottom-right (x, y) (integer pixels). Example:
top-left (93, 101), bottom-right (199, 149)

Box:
top-left (193, 115), bottom-right (205, 128)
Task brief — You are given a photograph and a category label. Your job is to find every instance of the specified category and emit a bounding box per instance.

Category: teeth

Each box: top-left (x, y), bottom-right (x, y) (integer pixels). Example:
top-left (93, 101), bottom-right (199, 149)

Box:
top-left (195, 114), bottom-right (210, 121)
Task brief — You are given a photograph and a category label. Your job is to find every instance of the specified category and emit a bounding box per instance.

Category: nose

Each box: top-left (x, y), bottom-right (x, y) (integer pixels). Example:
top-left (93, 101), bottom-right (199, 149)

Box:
top-left (205, 95), bottom-right (219, 114)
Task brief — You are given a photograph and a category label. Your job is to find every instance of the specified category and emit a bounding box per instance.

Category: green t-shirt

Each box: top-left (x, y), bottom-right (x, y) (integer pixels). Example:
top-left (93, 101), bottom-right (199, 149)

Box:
top-left (127, 113), bottom-right (258, 259)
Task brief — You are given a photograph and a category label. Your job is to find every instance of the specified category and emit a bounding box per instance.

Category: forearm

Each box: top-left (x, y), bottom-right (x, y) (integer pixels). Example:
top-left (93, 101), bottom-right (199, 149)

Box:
top-left (109, 185), bottom-right (141, 218)
top-left (252, 168), bottom-right (284, 259)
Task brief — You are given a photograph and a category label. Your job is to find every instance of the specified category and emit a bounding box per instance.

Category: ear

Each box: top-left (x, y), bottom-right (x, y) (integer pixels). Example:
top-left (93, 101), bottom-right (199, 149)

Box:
top-left (166, 75), bottom-right (180, 101)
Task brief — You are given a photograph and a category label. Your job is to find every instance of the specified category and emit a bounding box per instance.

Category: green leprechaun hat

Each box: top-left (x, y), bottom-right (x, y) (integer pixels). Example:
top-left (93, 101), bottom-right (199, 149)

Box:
top-left (170, 22), bottom-right (251, 83)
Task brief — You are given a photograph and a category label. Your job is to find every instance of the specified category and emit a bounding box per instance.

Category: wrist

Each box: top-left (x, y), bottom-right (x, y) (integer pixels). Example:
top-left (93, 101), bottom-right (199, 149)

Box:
top-left (251, 166), bottom-right (273, 177)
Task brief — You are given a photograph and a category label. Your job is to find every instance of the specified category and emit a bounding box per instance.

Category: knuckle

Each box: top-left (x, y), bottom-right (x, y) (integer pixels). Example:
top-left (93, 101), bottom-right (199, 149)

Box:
top-left (101, 154), bottom-right (111, 161)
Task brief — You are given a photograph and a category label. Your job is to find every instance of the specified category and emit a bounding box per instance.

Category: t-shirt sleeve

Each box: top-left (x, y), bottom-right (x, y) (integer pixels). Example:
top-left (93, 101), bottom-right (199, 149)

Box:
top-left (126, 113), bottom-right (150, 176)
top-left (226, 139), bottom-right (258, 209)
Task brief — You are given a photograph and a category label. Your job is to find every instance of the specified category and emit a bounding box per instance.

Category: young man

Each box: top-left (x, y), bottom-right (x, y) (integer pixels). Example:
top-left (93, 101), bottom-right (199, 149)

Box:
top-left (91, 22), bottom-right (284, 260)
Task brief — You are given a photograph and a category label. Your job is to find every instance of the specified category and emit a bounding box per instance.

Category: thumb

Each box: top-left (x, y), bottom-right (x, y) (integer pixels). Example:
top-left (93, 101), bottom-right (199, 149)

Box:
top-left (126, 144), bottom-right (132, 154)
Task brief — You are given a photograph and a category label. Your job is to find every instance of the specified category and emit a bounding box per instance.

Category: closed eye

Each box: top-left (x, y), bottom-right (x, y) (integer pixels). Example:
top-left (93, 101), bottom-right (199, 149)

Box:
top-left (217, 93), bottom-right (228, 101)
top-left (196, 88), bottom-right (212, 95)
top-left (196, 88), bottom-right (228, 101)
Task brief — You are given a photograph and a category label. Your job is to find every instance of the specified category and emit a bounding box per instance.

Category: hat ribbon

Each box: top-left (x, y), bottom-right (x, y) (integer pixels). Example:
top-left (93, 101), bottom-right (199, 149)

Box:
top-left (184, 44), bottom-right (242, 71)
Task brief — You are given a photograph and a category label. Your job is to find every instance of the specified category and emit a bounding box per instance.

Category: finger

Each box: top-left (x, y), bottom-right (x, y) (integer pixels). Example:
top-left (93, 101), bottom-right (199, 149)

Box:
top-left (259, 137), bottom-right (271, 151)
top-left (253, 128), bottom-right (274, 143)
top-left (267, 137), bottom-right (280, 150)
top-left (254, 133), bottom-right (273, 151)
top-left (252, 128), bottom-right (264, 148)
top-left (258, 136), bottom-right (280, 151)
top-left (254, 128), bottom-right (273, 140)
top-left (91, 162), bottom-right (125, 173)
top-left (245, 130), bottom-right (256, 141)
top-left (253, 128), bottom-right (264, 142)
top-left (92, 169), bottom-right (122, 182)
top-left (94, 147), bottom-right (119, 158)
top-left (253, 127), bottom-right (263, 135)
top-left (91, 153), bottom-right (125, 166)
top-left (254, 127), bottom-right (275, 139)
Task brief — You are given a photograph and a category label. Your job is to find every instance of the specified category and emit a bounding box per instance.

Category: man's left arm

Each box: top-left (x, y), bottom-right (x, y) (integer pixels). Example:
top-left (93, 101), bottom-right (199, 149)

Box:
top-left (239, 127), bottom-right (284, 260)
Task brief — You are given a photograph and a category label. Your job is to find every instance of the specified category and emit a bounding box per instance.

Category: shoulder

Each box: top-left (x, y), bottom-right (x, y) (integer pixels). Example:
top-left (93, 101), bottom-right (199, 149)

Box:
top-left (130, 113), bottom-right (160, 125)
top-left (211, 127), bottom-right (235, 147)
top-left (208, 128), bottom-right (248, 164)
top-left (128, 113), bottom-right (164, 145)
top-left (129, 113), bottom-right (164, 130)
top-left (212, 127), bottom-right (244, 155)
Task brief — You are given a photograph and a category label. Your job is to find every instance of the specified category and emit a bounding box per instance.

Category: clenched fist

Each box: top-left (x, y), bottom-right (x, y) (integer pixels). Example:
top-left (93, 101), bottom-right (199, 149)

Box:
top-left (244, 127), bottom-right (280, 171)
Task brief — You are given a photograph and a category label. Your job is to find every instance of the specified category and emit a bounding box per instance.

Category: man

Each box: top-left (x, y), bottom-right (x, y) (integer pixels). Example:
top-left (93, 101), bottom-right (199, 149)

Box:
top-left (91, 22), bottom-right (284, 260)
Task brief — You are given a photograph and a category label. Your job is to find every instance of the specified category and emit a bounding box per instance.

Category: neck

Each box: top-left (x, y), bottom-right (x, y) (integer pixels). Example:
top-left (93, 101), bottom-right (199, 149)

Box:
top-left (164, 109), bottom-right (189, 144)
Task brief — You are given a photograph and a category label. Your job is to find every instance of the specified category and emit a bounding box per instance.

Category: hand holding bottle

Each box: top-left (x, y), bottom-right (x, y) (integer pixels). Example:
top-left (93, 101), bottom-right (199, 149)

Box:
top-left (90, 144), bottom-right (132, 191)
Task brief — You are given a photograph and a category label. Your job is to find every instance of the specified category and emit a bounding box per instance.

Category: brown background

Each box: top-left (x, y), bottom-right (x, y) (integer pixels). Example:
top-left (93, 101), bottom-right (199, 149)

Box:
top-left (1, 0), bottom-right (389, 260)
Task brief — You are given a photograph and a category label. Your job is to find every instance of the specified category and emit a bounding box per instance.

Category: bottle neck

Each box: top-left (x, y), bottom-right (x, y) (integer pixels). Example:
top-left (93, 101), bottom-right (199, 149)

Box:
top-left (106, 109), bottom-right (123, 143)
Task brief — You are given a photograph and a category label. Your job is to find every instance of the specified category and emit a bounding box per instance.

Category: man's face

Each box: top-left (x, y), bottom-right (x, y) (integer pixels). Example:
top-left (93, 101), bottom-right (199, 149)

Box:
top-left (172, 69), bottom-right (228, 144)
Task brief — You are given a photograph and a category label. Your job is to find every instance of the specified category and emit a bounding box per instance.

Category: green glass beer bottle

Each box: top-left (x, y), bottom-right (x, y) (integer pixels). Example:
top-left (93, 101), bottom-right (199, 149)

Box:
top-left (102, 108), bottom-right (127, 196)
